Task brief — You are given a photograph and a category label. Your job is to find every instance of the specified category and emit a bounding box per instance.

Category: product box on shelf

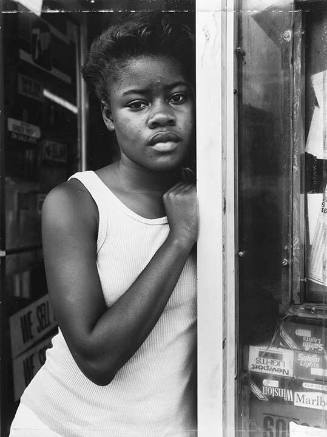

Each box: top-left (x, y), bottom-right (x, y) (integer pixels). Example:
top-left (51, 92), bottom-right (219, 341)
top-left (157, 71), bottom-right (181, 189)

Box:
top-left (280, 317), bottom-right (327, 354)
top-left (248, 345), bottom-right (294, 377)
top-left (248, 344), bottom-right (327, 382)
top-left (249, 373), bottom-right (327, 407)
top-left (294, 351), bottom-right (327, 381)
top-left (247, 367), bottom-right (327, 435)
top-left (248, 397), bottom-right (327, 437)
top-left (249, 373), bottom-right (294, 404)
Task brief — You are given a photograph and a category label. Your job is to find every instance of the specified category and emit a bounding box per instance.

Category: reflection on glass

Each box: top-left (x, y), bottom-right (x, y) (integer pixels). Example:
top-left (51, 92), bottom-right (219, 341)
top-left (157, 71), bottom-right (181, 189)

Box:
top-left (237, 1), bottom-right (327, 435)
top-left (1, 4), bottom-right (78, 431)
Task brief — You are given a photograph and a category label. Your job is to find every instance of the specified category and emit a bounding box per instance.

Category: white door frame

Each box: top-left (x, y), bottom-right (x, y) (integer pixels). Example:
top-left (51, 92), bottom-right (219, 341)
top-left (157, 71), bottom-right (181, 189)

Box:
top-left (196, 1), bottom-right (237, 435)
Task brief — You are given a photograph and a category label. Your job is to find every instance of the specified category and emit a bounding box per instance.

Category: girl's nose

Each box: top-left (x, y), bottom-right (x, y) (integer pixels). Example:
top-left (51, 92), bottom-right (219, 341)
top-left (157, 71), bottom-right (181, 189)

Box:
top-left (148, 102), bottom-right (176, 129)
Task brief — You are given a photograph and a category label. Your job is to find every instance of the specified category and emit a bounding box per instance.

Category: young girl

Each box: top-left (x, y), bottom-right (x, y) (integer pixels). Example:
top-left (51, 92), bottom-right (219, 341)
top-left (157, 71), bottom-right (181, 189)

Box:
top-left (10, 13), bottom-right (197, 437)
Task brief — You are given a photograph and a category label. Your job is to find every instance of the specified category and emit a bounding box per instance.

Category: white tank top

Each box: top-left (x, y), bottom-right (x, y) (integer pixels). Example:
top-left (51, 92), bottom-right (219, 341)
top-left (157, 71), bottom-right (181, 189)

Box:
top-left (21, 171), bottom-right (197, 437)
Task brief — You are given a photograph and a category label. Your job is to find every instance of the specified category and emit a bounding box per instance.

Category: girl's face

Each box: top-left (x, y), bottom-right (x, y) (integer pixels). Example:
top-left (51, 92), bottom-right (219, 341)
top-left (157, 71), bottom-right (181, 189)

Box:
top-left (103, 55), bottom-right (194, 173)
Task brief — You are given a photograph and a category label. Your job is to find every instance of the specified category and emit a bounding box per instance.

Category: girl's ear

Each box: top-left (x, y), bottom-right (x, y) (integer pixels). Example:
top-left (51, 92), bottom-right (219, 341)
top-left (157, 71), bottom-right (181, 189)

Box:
top-left (101, 101), bottom-right (115, 131)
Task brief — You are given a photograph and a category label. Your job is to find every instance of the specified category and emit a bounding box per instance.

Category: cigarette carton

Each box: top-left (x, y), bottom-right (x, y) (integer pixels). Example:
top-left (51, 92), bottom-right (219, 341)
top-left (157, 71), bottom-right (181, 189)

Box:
top-left (294, 351), bottom-right (327, 381)
top-left (248, 345), bottom-right (294, 377)
top-left (248, 398), bottom-right (327, 436)
top-left (249, 373), bottom-right (294, 404)
top-left (280, 318), bottom-right (327, 354)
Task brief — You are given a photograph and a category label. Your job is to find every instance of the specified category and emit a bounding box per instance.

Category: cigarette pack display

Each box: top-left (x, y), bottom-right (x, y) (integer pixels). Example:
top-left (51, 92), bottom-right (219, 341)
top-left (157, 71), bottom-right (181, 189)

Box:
top-left (279, 317), bottom-right (327, 354)
top-left (294, 351), bottom-right (327, 381)
top-left (248, 371), bottom-right (327, 435)
top-left (249, 373), bottom-right (294, 404)
top-left (248, 397), bottom-right (327, 437)
top-left (249, 373), bottom-right (327, 407)
top-left (248, 345), bottom-right (294, 377)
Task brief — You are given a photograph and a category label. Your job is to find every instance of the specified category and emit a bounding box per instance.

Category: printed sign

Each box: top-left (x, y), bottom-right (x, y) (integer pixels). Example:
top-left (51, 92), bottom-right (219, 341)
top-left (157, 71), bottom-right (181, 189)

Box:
top-left (263, 414), bottom-right (290, 436)
top-left (262, 384), bottom-right (294, 402)
top-left (12, 337), bottom-right (52, 401)
top-left (248, 346), bottom-right (294, 377)
top-left (303, 382), bottom-right (327, 392)
top-left (294, 351), bottom-right (327, 381)
top-left (10, 294), bottom-right (57, 358)
top-left (250, 397), bottom-right (327, 436)
top-left (7, 118), bottom-right (41, 144)
top-left (295, 327), bottom-right (325, 353)
top-left (249, 375), bottom-right (294, 403)
top-left (308, 194), bottom-right (327, 286)
top-left (290, 421), bottom-right (327, 437)
top-left (18, 74), bottom-right (43, 102)
top-left (250, 375), bottom-right (327, 412)
top-left (294, 391), bottom-right (327, 411)
top-left (311, 368), bottom-right (327, 378)
top-left (306, 70), bottom-right (327, 286)
top-left (280, 321), bottom-right (326, 353)
top-left (41, 140), bottom-right (67, 163)
top-left (263, 416), bottom-right (326, 437)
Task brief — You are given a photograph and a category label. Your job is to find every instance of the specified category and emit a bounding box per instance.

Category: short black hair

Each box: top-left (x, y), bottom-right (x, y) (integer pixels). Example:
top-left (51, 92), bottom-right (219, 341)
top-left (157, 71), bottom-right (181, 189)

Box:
top-left (82, 13), bottom-right (195, 103)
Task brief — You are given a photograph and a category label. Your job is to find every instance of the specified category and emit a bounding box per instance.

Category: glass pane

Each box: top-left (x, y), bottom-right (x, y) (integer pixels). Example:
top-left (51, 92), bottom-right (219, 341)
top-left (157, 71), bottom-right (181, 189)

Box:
top-left (304, 3), bottom-right (327, 302)
top-left (4, 250), bottom-right (57, 424)
top-left (237, 1), bottom-right (327, 435)
top-left (1, 3), bottom-right (79, 432)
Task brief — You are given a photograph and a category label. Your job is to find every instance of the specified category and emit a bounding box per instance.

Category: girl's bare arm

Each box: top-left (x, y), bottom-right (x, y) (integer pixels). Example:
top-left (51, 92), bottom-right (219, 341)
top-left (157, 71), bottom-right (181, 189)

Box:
top-left (42, 180), bottom-right (197, 385)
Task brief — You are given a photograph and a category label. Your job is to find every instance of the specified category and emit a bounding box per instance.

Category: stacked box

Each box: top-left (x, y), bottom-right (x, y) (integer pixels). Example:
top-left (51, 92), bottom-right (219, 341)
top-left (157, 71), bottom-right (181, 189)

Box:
top-left (249, 372), bottom-right (327, 408)
top-left (279, 318), bottom-right (327, 354)
top-left (249, 373), bottom-right (294, 404)
top-left (249, 398), bottom-right (327, 436)
top-left (248, 346), bottom-right (294, 378)
top-left (294, 351), bottom-right (327, 381)
top-left (247, 345), bottom-right (327, 435)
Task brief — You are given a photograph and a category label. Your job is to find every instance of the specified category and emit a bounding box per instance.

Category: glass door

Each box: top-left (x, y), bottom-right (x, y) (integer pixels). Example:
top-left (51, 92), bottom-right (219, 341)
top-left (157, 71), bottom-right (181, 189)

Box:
top-left (0, 2), bottom-right (81, 434)
top-left (237, 1), bottom-right (327, 435)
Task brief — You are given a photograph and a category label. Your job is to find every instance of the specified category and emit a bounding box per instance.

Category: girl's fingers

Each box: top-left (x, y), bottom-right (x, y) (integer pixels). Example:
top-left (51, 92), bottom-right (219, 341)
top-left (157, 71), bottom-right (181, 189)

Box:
top-left (164, 182), bottom-right (186, 196)
top-left (164, 183), bottom-right (195, 199)
top-left (180, 183), bottom-right (195, 192)
top-left (164, 181), bottom-right (184, 195)
top-left (174, 183), bottom-right (195, 194)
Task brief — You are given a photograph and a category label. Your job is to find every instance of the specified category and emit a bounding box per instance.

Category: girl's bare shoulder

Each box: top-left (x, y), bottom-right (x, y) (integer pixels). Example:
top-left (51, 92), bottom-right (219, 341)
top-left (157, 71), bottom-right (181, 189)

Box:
top-left (42, 179), bottom-right (98, 236)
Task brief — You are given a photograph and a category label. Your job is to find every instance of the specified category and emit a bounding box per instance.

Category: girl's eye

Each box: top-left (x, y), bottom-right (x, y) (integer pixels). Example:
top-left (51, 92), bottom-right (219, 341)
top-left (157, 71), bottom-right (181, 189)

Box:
top-left (169, 93), bottom-right (187, 105)
top-left (127, 100), bottom-right (147, 111)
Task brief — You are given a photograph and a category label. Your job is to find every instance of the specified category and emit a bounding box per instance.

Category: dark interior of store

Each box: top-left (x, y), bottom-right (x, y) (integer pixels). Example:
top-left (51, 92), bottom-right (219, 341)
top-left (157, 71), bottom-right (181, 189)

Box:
top-left (0, 1), bottom-right (195, 435)
top-left (2, 1), bottom-right (327, 436)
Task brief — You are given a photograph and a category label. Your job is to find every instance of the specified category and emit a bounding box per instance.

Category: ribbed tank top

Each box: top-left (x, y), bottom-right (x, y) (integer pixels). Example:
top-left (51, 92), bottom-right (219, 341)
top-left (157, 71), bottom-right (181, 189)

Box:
top-left (21, 171), bottom-right (197, 437)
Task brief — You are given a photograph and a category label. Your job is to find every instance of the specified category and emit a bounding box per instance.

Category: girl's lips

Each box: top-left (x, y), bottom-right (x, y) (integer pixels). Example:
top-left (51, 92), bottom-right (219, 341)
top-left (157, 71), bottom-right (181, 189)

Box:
top-left (149, 131), bottom-right (181, 146)
top-left (151, 141), bottom-right (179, 152)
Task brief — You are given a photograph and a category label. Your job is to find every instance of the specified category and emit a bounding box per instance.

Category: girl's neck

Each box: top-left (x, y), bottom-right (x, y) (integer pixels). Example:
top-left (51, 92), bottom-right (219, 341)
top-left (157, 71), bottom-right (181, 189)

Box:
top-left (115, 160), bottom-right (179, 194)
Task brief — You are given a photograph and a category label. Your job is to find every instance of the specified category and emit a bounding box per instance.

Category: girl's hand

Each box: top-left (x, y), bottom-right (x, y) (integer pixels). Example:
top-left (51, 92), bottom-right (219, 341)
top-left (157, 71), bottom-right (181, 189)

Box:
top-left (163, 182), bottom-right (198, 249)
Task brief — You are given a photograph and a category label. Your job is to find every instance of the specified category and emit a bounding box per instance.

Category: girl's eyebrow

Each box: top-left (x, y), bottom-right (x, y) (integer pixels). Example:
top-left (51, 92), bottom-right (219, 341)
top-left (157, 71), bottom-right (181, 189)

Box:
top-left (122, 81), bottom-right (189, 96)
top-left (122, 88), bottom-right (148, 96)
top-left (165, 81), bottom-right (189, 90)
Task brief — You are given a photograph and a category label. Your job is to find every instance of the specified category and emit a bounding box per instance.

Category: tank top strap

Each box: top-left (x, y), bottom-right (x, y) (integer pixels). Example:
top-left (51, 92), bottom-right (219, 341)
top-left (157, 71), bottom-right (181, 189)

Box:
top-left (68, 171), bottom-right (109, 252)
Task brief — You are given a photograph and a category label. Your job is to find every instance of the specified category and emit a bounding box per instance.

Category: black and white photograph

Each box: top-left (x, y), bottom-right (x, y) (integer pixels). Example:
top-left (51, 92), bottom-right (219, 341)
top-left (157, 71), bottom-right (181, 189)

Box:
top-left (0, 0), bottom-right (327, 436)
